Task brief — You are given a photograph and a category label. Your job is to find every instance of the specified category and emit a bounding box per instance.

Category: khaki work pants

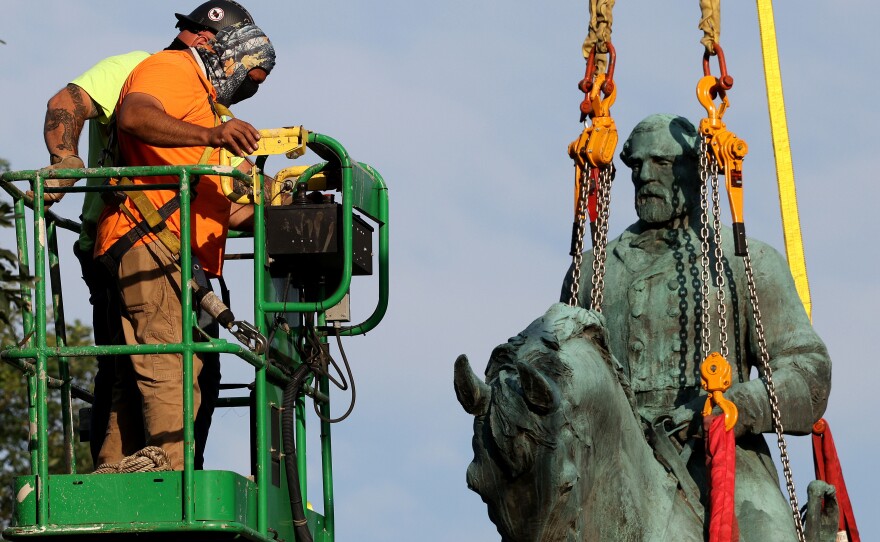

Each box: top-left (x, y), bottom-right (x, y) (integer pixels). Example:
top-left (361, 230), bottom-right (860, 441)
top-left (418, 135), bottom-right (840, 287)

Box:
top-left (97, 242), bottom-right (203, 470)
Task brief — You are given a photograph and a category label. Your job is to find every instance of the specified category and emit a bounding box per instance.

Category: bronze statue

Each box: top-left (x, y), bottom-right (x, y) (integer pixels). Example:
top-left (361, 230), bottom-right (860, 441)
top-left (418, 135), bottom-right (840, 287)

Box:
top-left (456, 304), bottom-right (706, 540)
top-left (456, 114), bottom-right (838, 541)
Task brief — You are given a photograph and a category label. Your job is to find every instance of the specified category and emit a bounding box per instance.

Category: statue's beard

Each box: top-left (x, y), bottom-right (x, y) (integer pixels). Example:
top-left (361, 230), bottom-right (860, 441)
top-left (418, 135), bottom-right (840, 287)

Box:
top-left (635, 183), bottom-right (691, 224)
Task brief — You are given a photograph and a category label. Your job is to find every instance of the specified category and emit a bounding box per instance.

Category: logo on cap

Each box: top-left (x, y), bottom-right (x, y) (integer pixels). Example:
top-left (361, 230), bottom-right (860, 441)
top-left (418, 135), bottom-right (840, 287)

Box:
top-left (208, 7), bottom-right (225, 21)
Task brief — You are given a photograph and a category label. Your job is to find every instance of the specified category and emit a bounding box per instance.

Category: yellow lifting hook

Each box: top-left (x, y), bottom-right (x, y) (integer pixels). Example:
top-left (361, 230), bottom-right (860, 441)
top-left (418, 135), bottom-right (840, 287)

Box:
top-left (700, 351), bottom-right (739, 432)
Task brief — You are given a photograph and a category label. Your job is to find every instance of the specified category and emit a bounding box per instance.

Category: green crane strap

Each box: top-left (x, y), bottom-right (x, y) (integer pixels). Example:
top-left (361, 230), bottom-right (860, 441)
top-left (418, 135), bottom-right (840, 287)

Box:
top-left (581, 0), bottom-right (615, 75)
top-left (698, 0), bottom-right (721, 55)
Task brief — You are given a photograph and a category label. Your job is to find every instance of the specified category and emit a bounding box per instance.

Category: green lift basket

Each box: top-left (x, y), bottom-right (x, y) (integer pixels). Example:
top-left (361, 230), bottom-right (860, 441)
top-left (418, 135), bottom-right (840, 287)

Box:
top-left (0, 131), bottom-right (389, 542)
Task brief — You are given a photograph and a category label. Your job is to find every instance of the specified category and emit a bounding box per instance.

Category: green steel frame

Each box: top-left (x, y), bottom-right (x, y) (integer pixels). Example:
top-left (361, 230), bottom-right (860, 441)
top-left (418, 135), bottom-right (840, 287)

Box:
top-left (0, 132), bottom-right (389, 541)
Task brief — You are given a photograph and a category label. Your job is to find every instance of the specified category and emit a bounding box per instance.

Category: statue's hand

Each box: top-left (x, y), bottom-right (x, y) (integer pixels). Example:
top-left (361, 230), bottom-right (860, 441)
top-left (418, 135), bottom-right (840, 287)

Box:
top-left (669, 395), bottom-right (707, 439)
top-left (669, 396), bottom-right (754, 441)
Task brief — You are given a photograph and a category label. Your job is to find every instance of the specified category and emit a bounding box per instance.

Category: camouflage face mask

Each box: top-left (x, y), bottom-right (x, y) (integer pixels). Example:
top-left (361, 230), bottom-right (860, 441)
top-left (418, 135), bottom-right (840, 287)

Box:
top-left (195, 21), bottom-right (276, 106)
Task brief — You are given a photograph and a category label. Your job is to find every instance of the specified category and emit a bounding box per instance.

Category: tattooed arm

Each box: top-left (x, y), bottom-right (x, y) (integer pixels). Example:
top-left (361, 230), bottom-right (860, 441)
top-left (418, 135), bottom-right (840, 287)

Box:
top-left (31, 84), bottom-right (96, 204)
top-left (43, 83), bottom-right (98, 164)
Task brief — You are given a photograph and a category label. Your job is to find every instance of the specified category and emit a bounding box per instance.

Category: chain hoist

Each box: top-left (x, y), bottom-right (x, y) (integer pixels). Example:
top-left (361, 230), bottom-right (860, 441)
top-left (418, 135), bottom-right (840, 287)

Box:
top-left (568, 42), bottom-right (617, 311)
top-left (696, 45), bottom-right (749, 257)
top-left (697, 45), bottom-right (806, 542)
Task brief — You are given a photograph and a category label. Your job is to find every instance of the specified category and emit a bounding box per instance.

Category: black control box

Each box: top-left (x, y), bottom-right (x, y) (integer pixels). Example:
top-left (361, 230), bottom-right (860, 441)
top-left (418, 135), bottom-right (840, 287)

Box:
top-left (265, 203), bottom-right (373, 285)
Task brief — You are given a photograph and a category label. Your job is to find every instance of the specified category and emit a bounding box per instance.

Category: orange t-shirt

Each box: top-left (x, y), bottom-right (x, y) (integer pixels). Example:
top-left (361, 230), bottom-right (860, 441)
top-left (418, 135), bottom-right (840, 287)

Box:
top-left (94, 50), bottom-right (231, 276)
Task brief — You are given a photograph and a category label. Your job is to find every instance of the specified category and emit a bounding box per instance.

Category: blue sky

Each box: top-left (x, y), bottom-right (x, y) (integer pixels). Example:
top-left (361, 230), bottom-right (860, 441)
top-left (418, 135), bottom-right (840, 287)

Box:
top-left (1, 1), bottom-right (877, 540)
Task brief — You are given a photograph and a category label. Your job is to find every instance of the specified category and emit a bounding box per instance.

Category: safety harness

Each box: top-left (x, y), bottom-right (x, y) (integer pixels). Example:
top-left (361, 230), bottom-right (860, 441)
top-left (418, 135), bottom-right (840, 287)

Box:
top-left (97, 95), bottom-right (266, 353)
top-left (97, 189), bottom-right (181, 274)
top-left (96, 95), bottom-right (228, 274)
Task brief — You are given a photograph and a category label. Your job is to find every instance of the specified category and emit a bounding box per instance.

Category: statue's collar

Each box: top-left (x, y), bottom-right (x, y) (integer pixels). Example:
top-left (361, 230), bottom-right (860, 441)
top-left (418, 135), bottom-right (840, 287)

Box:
top-left (612, 223), bottom-right (702, 272)
top-left (623, 225), bottom-right (683, 251)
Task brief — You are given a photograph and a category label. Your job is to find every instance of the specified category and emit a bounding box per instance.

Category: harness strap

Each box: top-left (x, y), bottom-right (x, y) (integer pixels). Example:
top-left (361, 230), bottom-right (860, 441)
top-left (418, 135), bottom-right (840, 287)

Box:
top-left (100, 92), bottom-right (230, 274)
top-left (217, 275), bottom-right (232, 309)
top-left (98, 197), bottom-right (180, 275)
top-left (212, 100), bottom-right (234, 119)
top-left (190, 258), bottom-right (232, 332)
top-left (118, 177), bottom-right (182, 255)
top-left (198, 144), bottom-right (214, 165)
top-left (197, 96), bottom-right (233, 165)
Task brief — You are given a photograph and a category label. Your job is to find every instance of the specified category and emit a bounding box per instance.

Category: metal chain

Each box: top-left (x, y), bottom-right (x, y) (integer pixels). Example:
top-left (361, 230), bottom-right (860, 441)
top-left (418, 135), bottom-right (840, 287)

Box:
top-left (703, 135), bottom-right (802, 538)
top-left (698, 136), bottom-right (714, 360)
top-left (710, 173), bottom-right (730, 359)
top-left (568, 164), bottom-right (591, 307)
top-left (742, 249), bottom-right (806, 542)
top-left (701, 135), bottom-right (805, 540)
top-left (589, 165), bottom-right (613, 312)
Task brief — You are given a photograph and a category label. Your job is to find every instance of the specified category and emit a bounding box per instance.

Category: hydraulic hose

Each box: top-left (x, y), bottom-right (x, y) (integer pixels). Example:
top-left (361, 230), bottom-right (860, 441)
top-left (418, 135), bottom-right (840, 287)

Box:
top-left (282, 363), bottom-right (315, 542)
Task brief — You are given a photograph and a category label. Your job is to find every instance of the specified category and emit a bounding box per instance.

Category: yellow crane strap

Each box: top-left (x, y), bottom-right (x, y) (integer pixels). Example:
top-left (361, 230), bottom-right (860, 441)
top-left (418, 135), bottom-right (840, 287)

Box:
top-left (755, 0), bottom-right (812, 320)
top-left (582, 0), bottom-right (615, 75)
top-left (698, 0), bottom-right (722, 54)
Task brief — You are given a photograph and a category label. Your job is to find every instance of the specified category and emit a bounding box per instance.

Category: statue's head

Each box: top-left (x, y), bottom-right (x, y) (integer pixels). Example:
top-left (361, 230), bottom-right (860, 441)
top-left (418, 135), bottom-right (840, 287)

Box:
top-left (454, 304), bottom-right (632, 541)
top-left (619, 114), bottom-right (700, 225)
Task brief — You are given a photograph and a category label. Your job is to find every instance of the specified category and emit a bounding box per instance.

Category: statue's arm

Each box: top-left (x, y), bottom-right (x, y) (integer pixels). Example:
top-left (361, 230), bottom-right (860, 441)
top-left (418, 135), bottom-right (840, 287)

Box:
top-left (726, 242), bottom-right (831, 437)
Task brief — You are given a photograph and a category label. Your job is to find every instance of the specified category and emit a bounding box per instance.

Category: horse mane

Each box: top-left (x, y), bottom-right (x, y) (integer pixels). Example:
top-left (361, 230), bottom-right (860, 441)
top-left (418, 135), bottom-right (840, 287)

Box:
top-left (510, 303), bottom-right (639, 419)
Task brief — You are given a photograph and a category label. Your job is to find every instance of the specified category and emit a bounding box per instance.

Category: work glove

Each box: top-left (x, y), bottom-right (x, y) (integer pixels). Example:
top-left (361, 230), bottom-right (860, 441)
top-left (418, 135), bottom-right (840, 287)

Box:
top-left (28, 155), bottom-right (84, 207)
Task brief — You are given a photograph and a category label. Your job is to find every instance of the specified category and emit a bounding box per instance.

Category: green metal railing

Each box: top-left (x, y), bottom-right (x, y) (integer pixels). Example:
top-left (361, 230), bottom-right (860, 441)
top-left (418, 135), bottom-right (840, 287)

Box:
top-left (0, 131), bottom-right (389, 541)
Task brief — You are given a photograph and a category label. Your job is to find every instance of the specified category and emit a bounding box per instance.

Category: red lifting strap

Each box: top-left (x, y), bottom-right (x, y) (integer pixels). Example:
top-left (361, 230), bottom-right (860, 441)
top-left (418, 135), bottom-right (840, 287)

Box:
top-left (705, 414), bottom-right (739, 542)
top-left (812, 418), bottom-right (860, 542)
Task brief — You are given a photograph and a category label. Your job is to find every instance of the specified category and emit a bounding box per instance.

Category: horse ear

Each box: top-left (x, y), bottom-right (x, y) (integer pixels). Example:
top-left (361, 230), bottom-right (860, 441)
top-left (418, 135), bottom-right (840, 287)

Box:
top-left (454, 355), bottom-right (491, 416)
top-left (517, 362), bottom-right (559, 415)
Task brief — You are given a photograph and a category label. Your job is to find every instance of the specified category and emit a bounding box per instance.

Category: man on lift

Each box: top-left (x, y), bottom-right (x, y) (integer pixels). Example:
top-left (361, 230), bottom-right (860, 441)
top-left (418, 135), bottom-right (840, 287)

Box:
top-left (93, 18), bottom-right (275, 471)
top-left (38, 1), bottom-right (261, 470)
